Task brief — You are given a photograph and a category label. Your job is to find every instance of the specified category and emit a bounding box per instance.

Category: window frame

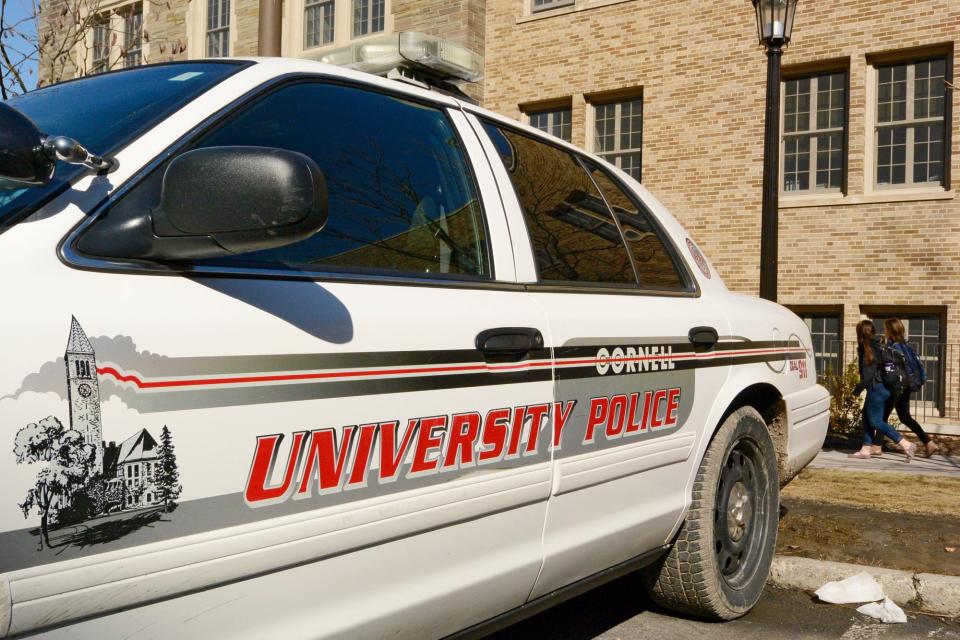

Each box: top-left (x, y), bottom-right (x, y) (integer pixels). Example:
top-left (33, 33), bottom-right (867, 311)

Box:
top-left (587, 94), bottom-right (643, 183)
top-left (63, 74), bottom-right (509, 290)
top-left (303, 0), bottom-right (335, 49)
top-left (206, 0), bottom-right (231, 57)
top-left (780, 68), bottom-right (850, 196)
top-left (525, 104), bottom-right (572, 143)
top-left (351, 0), bottom-right (385, 38)
top-left (477, 116), bottom-right (698, 297)
top-left (91, 15), bottom-right (111, 74)
top-left (867, 51), bottom-right (953, 192)
top-left (122, 3), bottom-right (143, 69)
top-left (530, 0), bottom-right (574, 14)
top-left (863, 306), bottom-right (947, 414)
top-left (789, 308), bottom-right (843, 380)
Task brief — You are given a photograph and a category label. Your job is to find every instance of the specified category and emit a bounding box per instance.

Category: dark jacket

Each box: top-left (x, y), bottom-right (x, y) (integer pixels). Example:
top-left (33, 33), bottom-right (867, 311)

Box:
top-left (854, 338), bottom-right (883, 396)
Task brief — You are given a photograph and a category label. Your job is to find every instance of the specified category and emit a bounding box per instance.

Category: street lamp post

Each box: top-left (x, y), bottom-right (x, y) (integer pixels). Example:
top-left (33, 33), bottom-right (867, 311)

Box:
top-left (752, 0), bottom-right (797, 302)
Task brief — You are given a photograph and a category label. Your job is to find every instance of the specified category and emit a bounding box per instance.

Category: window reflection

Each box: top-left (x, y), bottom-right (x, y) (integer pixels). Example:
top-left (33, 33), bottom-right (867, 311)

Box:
top-left (484, 123), bottom-right (635, 285)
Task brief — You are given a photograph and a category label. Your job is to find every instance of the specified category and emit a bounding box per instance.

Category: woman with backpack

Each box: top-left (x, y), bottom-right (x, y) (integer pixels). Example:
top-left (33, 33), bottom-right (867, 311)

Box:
top-left (881, 318), bottom-right (938, 457)
top-left (850, 319), bottom-right (917, 461)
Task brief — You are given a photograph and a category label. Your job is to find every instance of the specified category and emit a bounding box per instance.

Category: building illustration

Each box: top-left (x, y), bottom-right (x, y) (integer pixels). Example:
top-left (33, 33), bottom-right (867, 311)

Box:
top-left (64, 318), bottom-right (171, 512)
top-left (103, 429), bottom-right (163, 510)
top-left (65, 316), bottom-right (104, 475)
top-left (13, 318), bottom-right (180, 545)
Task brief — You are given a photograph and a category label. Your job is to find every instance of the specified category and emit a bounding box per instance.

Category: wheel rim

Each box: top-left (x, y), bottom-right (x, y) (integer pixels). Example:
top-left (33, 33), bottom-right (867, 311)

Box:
top-left (714, 438), bottom-right (766, 589)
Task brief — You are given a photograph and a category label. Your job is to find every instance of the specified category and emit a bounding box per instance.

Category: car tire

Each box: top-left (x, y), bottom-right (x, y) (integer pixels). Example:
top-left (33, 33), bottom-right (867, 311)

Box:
top-left (642, 406), bottom-right (779, 621)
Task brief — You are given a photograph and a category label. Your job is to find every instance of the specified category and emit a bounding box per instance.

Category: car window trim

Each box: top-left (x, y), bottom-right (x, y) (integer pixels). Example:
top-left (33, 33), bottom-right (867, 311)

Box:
top-left (477, 117), bottom-right (638, 287)
top-left (573, 154), bottom-right (644, 287)
top-left (577, 156), bottom-right (698, 294)
top-left (61, 72), bottom-right (501, 285)
top-left (476, 116), bottom-right (699, 298)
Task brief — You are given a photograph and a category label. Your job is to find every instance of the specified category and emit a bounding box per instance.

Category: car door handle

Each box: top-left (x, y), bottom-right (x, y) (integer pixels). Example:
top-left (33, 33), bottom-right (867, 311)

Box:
top-left (688, 326), bottom-right (719, 350)
top-left (476, 327), bottom-right (544, 355)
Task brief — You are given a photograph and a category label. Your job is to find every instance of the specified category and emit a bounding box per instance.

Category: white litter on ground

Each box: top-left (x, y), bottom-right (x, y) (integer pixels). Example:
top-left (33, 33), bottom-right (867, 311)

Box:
top-left (815, 572), bottom-right (886, 604)
top-left (856, 597), bottom-right (908, 623)
top-left (815, 572), bottom-right (911, 625)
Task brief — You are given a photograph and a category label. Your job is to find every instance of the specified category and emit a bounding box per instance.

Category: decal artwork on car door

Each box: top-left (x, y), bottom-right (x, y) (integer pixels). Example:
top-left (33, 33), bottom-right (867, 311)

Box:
top-left (2, 315), bottom-right (803, 571)
top-left (8, 318), bottom-right (182, 558)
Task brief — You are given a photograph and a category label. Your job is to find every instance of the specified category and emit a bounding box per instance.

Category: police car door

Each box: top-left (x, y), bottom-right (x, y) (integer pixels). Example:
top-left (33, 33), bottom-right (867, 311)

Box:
top-left (0, 76), bottom-right (553, 639)
top-left (474, 118), bottom-right (732, 597)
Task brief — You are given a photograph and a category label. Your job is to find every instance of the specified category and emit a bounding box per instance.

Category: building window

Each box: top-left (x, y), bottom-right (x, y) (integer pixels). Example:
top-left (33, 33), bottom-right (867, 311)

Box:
top-left (352, 0), bottom-right (384, 38)
top-left (593, 98), bottom-right (642, 182)
top-left (305, 0), bottom-right (335, 48)
top-left (875, 58), bottom-right (947, 187)
top-left (783, 72), bottom-right (846, 193)
top-left (206, 0), bottom-right (230, 57)
top-left (92, 17), bottom-right (110, 74)
top-left (123, 4), bottom-right (143, 68)
top-left (798, 313), bottom-right (841, 379)
top-left (528, 106), bottom-right (571, 142)
top-left (531, 0), bottom-right (574, 12)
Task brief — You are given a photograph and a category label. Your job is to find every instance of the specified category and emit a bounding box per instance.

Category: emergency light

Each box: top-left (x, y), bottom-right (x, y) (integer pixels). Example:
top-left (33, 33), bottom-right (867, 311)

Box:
top-left (317, 32), bottom-right (483, 84)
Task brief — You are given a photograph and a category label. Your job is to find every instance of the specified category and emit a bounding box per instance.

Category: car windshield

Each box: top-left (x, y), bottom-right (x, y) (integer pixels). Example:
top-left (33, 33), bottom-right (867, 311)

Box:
top-left (0, 61), bottom-right (249, 230)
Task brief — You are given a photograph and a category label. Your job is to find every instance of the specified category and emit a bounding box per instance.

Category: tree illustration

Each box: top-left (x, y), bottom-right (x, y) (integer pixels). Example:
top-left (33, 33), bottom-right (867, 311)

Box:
top-left (155, 425), bottom-right (180, 512)
top-left (86, 475), bottom-right (123, 516)
top-left (13, 415), bottom-right (95, 549)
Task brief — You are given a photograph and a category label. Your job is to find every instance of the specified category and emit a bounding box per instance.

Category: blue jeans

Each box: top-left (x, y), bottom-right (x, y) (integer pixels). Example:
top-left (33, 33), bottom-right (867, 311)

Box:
top-left (863, 383), bottom-right (902, 446)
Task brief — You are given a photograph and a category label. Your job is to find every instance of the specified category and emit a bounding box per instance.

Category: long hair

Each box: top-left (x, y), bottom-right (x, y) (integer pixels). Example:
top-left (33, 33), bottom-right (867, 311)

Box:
top-left (885, 317), bottom-right (907, 344)
top-left (856, 320), bottom-right (877, 365)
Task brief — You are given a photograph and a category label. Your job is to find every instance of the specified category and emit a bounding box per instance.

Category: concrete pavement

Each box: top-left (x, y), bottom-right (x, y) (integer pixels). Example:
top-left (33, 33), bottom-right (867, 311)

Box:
top-left (809, 448), bottom-right (959, 476)
top-left (485, 574), bottom-right (959, 640)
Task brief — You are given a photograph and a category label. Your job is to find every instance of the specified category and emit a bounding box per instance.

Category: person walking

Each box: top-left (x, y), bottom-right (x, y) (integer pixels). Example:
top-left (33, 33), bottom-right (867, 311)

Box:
top-left (849, 319), bottom-right (917, 462)
top-left (880, 318), bottom-right (938, 458)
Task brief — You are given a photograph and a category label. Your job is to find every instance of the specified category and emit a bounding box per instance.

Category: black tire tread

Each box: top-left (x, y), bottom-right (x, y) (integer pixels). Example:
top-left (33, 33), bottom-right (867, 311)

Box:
top-left (643, 406), bottom-right (777, 621)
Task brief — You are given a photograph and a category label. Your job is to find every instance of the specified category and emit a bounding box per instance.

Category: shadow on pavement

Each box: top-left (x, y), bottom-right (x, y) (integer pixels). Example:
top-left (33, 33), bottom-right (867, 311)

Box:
top-left (484, 571), bottom-right (664, 639)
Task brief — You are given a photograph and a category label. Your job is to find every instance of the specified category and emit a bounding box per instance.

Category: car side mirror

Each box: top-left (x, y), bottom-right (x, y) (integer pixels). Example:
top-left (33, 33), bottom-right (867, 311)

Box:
top-left (0, 102), bottom-right (55, 186)
top-left (78, 146), bottom-right (328, 261)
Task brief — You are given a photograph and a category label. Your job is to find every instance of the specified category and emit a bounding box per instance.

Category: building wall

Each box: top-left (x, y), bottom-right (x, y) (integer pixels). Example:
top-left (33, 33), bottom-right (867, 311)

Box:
top-left (39, 0), bottom-right (485, 92)
top-left (484, 0), bottom-right (960, 358)
top-left (393, 0), bottom-right (486, 99)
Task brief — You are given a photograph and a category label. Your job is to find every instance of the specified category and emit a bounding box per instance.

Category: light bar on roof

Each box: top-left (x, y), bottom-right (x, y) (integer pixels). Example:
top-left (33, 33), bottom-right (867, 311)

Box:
top-left (318, 32), bottom-right (483, 83)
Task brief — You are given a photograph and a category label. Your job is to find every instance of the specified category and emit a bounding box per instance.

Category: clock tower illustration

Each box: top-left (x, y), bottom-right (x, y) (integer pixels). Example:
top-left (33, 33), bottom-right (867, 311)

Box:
top-left (64, 316), bottom-right (103, 474)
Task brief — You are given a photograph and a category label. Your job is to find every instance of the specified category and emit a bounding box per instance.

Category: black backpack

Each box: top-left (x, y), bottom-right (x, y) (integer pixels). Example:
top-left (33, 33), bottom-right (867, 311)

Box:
top-left (877, 342), bottom-right (908, 399)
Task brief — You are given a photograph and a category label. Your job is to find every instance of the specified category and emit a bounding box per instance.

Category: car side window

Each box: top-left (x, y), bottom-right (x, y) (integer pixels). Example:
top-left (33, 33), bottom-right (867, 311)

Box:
top-left (482, 122), bottom-right (636, 285)
top-left (101, 81), bottom-right (490, 278)
top-left (582, 161), bottom-right (688, 290)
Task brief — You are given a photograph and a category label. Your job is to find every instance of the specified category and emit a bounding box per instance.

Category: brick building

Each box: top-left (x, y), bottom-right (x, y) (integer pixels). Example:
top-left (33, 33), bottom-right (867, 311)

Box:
top-left (484, 0), bottom-right (959, 420)
top-left (37, 0), bottom-right (960, 417)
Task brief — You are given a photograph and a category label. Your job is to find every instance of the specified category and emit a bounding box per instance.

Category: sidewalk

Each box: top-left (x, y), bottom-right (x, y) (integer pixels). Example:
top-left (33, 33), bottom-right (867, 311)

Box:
top-left (809, 448), bottom-right (959, 477)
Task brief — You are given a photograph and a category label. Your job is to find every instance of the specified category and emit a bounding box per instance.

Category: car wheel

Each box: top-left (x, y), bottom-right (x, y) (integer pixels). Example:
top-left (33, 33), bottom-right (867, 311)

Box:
top-left (642, 406), bottom-right (779, 620)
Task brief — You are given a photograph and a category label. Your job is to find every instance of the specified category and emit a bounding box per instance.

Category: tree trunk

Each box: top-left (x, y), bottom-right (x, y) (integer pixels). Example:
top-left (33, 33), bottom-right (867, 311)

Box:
top-left (40, 511), bottom-right (50, 549)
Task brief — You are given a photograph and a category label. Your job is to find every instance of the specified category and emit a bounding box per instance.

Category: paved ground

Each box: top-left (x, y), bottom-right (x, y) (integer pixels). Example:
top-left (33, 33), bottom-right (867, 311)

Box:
top-left (485, 574), bottom-right (960, 640)
top-left (809, 448), bottom-right (959, 476)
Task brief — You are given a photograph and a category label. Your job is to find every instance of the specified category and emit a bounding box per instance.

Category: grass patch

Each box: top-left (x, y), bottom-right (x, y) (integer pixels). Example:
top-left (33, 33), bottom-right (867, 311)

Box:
top-left (782, 468), bottom-right (960, 517)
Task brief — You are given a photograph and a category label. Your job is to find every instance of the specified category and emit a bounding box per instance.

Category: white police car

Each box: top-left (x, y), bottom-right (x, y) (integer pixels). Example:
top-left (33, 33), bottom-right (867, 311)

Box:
top-left (0, 44), bottom-right (829, 639)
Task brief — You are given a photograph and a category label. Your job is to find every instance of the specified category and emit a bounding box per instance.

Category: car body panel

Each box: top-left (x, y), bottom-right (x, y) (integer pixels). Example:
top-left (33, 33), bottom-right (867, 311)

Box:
top-left (0, 58), bottom-right (827, 639)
